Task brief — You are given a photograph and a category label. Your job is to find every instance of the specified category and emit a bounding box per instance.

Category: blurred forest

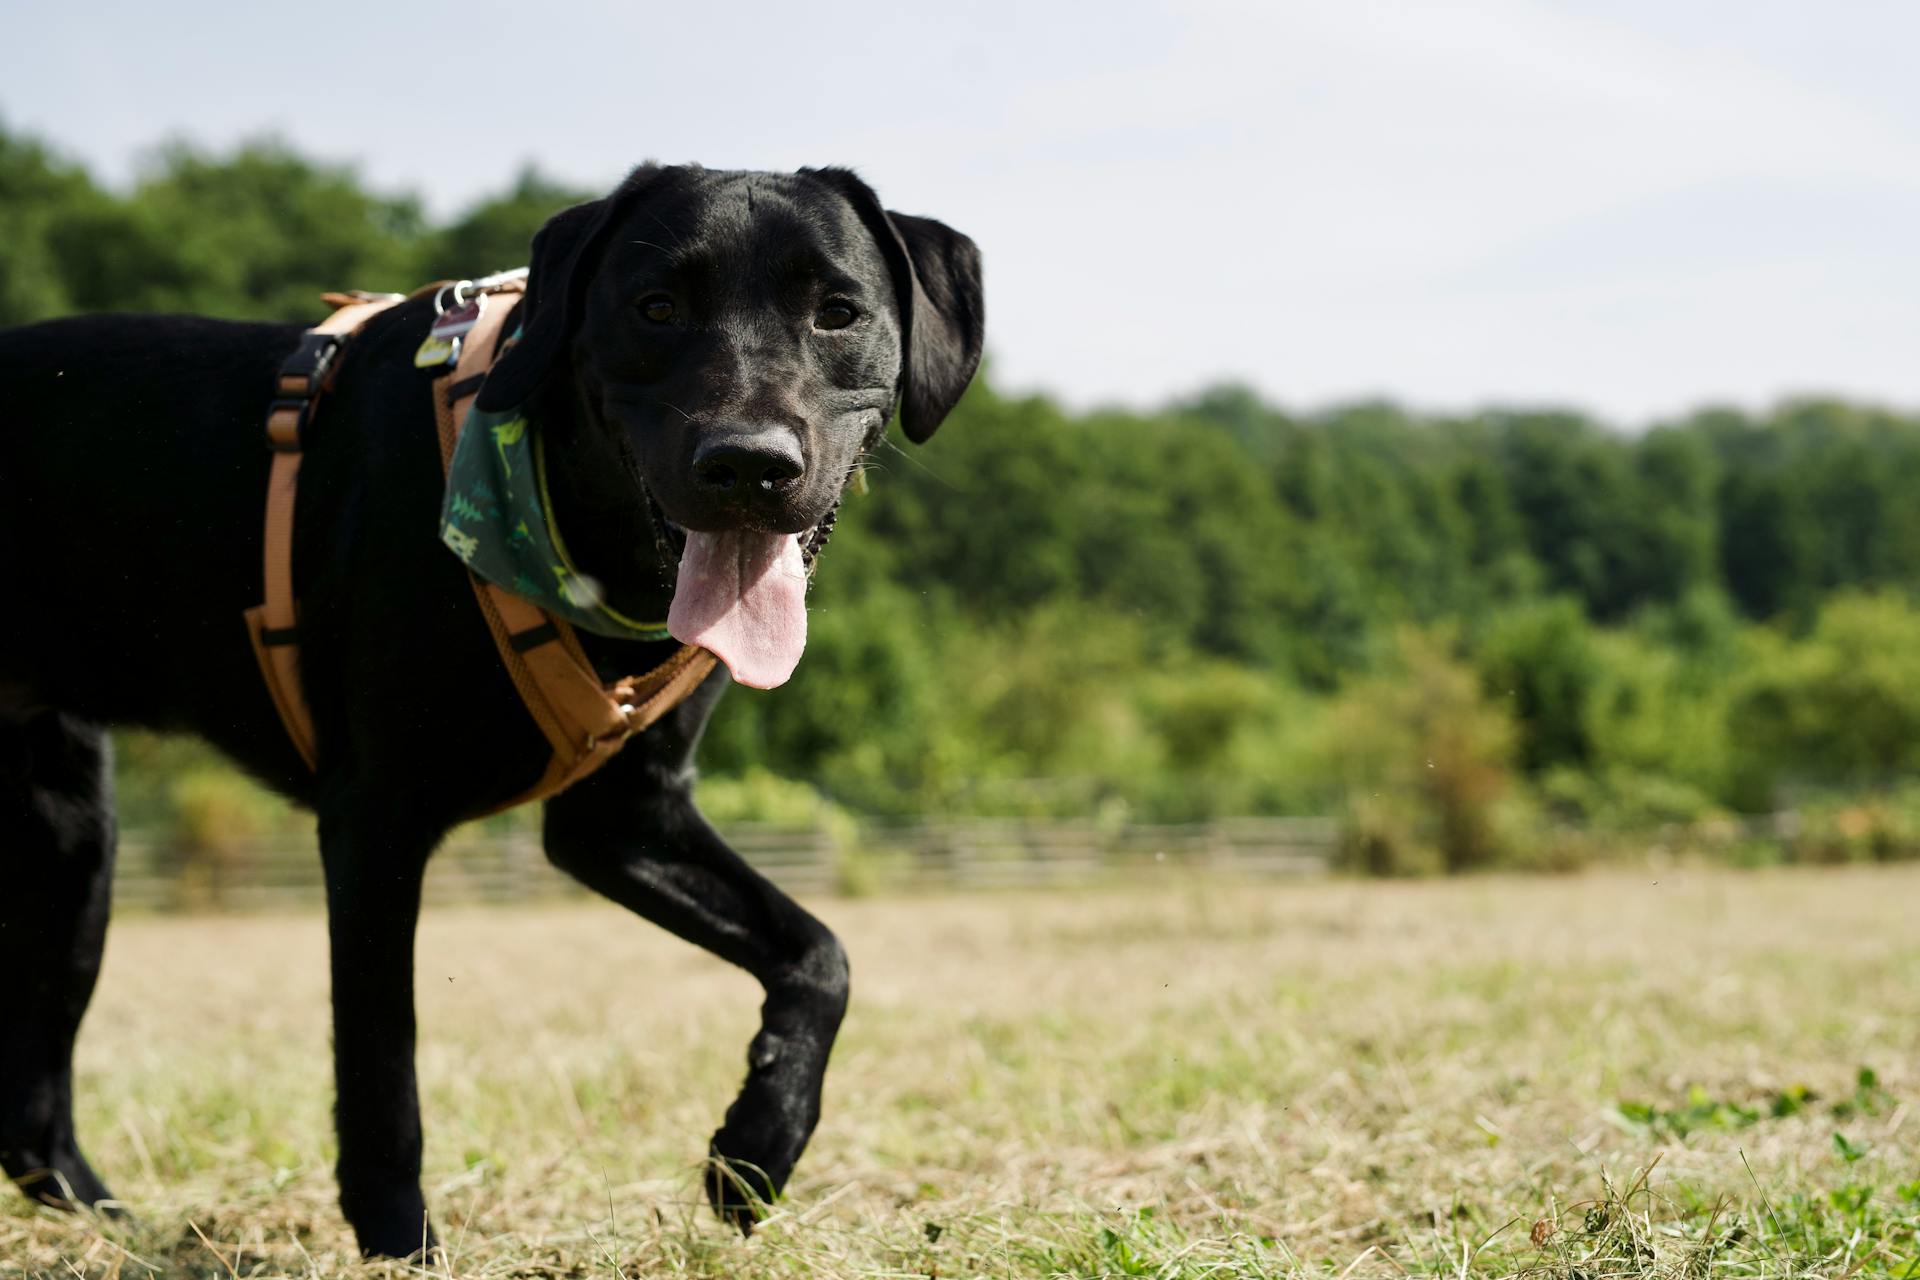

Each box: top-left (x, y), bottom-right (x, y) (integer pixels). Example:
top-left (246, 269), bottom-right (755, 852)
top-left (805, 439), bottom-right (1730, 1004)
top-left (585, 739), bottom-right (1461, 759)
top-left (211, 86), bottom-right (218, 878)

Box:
top-left (10, 124), bottom-right (1920, 873)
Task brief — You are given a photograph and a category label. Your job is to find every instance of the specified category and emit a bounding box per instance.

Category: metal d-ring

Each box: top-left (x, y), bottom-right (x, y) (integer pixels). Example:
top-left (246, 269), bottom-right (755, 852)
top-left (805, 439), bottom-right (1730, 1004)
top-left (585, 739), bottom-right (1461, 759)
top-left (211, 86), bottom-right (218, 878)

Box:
top-left (432, 269), bottom-right (527, 317)
top-left (431, 281), bottom-right (469, 317)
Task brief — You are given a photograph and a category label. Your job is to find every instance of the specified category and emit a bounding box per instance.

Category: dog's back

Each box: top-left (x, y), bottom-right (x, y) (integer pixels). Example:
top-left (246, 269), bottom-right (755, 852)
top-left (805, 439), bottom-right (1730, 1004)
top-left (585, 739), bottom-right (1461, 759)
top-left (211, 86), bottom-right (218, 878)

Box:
top-left (0, 314), bottom-right (299, 735)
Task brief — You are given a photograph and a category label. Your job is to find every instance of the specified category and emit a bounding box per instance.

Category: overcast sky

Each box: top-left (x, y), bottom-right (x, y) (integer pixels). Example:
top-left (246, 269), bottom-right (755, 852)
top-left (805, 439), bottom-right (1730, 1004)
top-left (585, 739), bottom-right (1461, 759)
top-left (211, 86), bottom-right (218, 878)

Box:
top-left (5, 0), bottom-right (1917, 426)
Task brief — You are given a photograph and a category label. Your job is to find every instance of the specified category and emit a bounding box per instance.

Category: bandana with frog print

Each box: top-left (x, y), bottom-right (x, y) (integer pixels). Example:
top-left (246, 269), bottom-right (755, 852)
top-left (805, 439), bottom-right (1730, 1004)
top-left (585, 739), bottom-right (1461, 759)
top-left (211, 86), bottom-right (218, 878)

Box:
top-left (438, 400), bottom-right (673, 642)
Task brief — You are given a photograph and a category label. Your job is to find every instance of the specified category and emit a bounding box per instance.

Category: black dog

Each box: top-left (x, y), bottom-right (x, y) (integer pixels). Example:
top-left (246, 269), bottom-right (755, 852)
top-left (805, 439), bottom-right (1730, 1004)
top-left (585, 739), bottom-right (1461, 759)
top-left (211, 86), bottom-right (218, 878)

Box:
top-left (0, 164), bottom-right (983, 1257)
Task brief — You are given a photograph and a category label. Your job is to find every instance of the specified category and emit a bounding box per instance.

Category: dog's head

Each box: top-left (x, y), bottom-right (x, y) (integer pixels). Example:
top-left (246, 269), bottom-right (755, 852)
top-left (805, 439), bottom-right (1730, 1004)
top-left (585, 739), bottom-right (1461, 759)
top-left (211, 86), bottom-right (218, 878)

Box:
top-left (476, 165), bottom-right (983, 688)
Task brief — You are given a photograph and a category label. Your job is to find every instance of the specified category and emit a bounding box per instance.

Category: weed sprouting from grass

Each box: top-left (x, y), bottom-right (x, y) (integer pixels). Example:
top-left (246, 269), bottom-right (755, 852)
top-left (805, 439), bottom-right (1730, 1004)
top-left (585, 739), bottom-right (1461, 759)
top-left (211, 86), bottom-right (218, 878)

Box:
top-left (1832, 1068), bottom-right (1898, 1123)
top-left (1612, 1067), bottom-right (1896, 1144)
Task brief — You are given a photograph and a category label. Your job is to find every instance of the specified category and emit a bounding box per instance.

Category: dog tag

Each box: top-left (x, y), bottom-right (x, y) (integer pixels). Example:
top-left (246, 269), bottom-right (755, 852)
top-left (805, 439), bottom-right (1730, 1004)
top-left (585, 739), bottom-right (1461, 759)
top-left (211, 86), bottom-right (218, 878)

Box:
top-left (414, 295), bottom-right (486, 368)
top-left (413, 333), bottom-right (461, 367)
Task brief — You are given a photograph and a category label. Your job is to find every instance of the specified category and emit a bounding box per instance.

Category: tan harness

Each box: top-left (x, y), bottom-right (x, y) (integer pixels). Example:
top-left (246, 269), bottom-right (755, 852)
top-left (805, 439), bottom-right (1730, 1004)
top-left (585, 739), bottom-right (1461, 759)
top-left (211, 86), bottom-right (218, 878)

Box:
top-left (245, 280), bottom-right (716, 811)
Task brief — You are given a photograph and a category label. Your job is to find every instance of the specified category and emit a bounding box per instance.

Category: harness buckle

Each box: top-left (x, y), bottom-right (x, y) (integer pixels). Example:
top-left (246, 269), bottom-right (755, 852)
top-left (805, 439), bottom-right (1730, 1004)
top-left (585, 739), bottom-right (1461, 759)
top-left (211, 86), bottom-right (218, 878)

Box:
top-left (266, 333), bottom-right (347, 451)
top-left (280, 331), bottom-right (344, 393)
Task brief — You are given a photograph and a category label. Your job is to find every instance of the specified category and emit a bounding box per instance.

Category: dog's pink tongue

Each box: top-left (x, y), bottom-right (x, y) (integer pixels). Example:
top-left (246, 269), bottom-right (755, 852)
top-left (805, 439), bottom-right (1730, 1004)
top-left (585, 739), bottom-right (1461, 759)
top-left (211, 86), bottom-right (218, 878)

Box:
top-left (668, 530), bottom-right (808, 689)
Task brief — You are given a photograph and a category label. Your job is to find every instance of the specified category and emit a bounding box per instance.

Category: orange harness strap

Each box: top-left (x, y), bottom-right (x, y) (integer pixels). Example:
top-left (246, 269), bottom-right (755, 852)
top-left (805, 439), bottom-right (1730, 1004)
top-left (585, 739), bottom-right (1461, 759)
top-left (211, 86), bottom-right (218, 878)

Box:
top-left (247, 286), bottom-right (717, 808)
top-left (429, 284), bottom-right (716, 812)
top-left (245, 294), bottom-right (408, 769)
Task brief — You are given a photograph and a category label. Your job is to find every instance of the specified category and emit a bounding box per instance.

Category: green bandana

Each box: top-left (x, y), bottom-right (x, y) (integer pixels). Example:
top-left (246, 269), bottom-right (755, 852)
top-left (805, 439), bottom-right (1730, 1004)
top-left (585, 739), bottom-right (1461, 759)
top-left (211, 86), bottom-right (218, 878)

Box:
top-left (439, 401), bottom-right (671, 642)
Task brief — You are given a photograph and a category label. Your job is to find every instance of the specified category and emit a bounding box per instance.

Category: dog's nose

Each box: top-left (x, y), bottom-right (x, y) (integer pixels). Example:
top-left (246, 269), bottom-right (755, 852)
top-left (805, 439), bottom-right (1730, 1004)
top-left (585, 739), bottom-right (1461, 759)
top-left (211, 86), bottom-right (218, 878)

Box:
top-left (692, 432), bottom-right (804, 495)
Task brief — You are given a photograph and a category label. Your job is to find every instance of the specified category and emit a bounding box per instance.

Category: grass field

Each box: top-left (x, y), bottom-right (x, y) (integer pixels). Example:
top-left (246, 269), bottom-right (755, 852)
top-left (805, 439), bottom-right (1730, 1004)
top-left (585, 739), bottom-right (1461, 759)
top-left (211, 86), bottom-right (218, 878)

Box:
top-left (5, 865), bottom-right (1917, 1278)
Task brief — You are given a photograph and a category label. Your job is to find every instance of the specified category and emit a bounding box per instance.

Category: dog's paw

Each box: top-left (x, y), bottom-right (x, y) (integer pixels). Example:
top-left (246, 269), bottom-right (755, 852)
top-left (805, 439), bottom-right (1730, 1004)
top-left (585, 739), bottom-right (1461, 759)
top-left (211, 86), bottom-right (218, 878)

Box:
top-left (704, 1028), bottom-right (828, 1233)
top-left (341, 1191), bottom-right (438, 1260)
top-left (13, 1166), bottom-right (118, 1217)
top-left (355, 1223), bottom-right (439, 1263)
top-left (705, 1140), bottom-right (778, 1235)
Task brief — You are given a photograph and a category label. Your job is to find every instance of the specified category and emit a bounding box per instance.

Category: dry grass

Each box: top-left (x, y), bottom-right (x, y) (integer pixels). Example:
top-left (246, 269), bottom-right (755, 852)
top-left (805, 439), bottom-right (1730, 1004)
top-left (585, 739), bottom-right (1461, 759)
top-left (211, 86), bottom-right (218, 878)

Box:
top-left (4, 864), bottom-right (1917, 1277)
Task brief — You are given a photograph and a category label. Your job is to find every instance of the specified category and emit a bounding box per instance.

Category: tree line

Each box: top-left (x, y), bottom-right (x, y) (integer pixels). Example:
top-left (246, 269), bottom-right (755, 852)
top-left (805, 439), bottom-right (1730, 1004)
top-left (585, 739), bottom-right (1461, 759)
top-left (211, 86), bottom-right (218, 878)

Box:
top-left (11, 124), bottom-right (1920, 871)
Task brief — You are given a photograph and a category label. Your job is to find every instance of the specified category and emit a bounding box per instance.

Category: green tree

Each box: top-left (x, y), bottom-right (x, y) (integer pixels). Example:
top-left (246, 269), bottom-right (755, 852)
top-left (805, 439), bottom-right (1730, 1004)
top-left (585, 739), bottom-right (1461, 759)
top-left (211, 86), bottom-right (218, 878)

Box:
top-left (94, 139), bottom-right (426, 320)
top-left (0, 123), bottom-right (104, 324)
top-left (1726, 594), bottom-right (1920, 806)
top-left (1474, 598), bottom-right (1602, 775)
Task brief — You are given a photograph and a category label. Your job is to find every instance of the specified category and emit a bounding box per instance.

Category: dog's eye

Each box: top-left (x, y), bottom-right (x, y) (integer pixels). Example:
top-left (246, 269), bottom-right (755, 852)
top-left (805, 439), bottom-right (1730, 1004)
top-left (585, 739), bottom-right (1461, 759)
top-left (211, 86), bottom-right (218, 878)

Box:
top-left (815, 302), bottom-right (858, 331)
top-left (639, 296), bottom-right (676, 324)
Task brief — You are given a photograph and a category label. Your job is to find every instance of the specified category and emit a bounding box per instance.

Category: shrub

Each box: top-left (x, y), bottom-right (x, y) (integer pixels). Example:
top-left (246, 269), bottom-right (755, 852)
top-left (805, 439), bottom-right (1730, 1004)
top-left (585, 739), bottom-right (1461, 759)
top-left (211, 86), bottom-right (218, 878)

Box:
top-left (1726, 593), bottom-right (1920, 808)
top-left (1474, 598), bottom-right (1600, 774)
top-left (1326, 628), bottom-right (1520, 874)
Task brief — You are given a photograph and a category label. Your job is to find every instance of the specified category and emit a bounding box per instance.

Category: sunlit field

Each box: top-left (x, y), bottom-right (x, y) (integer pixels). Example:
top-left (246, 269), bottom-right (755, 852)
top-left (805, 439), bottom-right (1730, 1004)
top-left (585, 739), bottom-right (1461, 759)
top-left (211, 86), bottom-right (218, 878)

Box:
top-left (6, 865), bottom-right (1917, 1278)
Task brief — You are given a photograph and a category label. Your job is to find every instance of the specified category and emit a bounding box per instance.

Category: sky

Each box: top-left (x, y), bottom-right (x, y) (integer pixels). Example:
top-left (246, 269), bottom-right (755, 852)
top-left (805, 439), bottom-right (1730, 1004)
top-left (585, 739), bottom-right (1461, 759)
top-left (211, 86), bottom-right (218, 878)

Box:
top-left (4, 0), bottom-right (1918, 426)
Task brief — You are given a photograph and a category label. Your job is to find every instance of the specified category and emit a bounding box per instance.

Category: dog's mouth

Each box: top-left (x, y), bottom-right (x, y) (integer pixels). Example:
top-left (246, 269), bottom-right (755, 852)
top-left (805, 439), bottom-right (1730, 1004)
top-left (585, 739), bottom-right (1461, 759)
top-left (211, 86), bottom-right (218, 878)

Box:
top-left (644, 497), bottom-right (838, 570)
top-left (644, 492), bottom-right (841, 691)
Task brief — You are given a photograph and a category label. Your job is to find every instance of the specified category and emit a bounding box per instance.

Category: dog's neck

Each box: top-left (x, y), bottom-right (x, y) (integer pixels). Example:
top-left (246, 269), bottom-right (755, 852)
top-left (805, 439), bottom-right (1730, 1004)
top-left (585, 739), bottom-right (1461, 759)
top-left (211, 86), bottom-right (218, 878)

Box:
top-left (531, 373), bottom-right (680, 628)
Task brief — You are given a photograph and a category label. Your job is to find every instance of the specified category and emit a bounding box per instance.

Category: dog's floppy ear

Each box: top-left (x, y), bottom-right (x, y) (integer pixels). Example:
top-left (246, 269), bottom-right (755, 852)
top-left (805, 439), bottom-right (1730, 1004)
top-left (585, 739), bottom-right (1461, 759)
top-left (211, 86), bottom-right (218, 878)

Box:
top-left (477, 165), bottom-right (660, 412)
top-left (809, 168), bottom-right (985, 443)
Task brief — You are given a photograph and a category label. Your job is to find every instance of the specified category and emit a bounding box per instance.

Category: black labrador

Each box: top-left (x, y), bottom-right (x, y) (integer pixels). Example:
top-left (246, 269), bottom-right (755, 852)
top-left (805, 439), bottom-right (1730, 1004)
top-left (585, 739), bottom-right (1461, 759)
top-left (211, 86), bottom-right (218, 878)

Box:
top-left (0, 163), bottom-right (983, 1257)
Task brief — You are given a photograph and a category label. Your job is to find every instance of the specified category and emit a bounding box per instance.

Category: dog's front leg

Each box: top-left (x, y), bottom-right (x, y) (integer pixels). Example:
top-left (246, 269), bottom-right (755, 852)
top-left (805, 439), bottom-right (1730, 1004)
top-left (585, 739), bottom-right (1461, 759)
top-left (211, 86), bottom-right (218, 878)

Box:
top-left (542, 738), bottom-right (849, 1232)
top-left (317, 800), bottom-right (442, 1259)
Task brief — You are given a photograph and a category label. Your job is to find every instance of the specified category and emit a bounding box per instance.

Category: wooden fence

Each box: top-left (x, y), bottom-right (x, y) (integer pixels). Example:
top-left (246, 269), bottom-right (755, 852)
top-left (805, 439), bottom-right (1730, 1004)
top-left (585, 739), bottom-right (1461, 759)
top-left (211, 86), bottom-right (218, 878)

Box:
top-left (111, 817), bottom-right (1338, 913)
